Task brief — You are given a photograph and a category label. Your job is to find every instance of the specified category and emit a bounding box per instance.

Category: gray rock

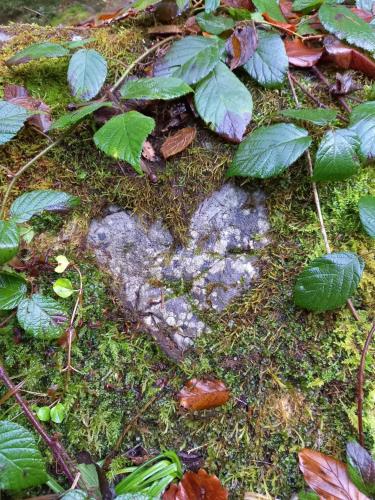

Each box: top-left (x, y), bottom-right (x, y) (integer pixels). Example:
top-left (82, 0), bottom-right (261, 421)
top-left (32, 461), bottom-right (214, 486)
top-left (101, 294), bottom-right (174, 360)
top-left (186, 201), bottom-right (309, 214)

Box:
top-left (87, 183), bottom-right (269, 361)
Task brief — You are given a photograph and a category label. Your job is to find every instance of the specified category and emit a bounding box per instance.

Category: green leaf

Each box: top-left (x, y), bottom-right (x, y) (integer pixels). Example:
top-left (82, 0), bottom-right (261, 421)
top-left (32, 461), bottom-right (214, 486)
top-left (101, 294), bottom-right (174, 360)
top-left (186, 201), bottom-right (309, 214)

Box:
top-left (0, 272), bottom-right (27, 310)
top-left (349, 101), bottom-right (375, 160)
top-left (227, 123), bottom-right (311, 178)
top-left (77, 463), bottom-right (99, 491)
top-left (53, 278), bottom-right (75, 298)
top-left (10, 190), bottom-right (80, 223)
top-left (194, 61), bottom-right (252, 142)
top-left (0, 221), bottom-right (19, 265)
top-left (61, 490), bottom-right (89, 500)
top-left (17, 294), bottom-right (68, 339)
top-left (319, 3), bottom-right (375, 52)
top-left (120, 76), bottom-right (193, 100)
top-left (51, 102), bottom-right (112, 130)
top-left (281, 107), bottom-right (337, 125)
top-left (346, 441), bottom-right (375, 497)
top-left (0, 421), bottom-right (47, 490)
top-left (350, 101), bottom-right (375, 123)
top-left (297, 16), bottom-right (320, 35)
top-left (196, 12), bottom-right (235, 34)
top-left (64, 38), bottom-right (95, 49)
top-left (226, 7), bottom-right (252, 20)
top-left (293, 0), bottom-right (324, 13)
top-left (68, 49), bottom-right (107, 101)
top-left (359, 196), bottom-right (375, 238)
top-left (54, 255), bottom-right (70, 273)
top-left (252, 0), bottom-right (286, 21)
top-left (93, 111), bottom-right (155, 173)
top-left (132, 0), bottom-right (159, 9)
top-left (294, 252), bottom-right (364, 311)
top-left (205, 0), bottom-right (220, 13)
top-left (298, 492), bottom-right (320, 500)
top-left (243, 31), bottom-right (288, 89)
top-left (50, 403), bottom-right (65, 423)
top-left (6, 42), bottom-right (69, 66)
top-left (36, 406), bottom-right (51, 422)
top-left (313, 128), bottom-right (362, 181)
top-left (154, 36), bottom-right (225, 85)
top-left (0, 101), bottom-right (28, 145)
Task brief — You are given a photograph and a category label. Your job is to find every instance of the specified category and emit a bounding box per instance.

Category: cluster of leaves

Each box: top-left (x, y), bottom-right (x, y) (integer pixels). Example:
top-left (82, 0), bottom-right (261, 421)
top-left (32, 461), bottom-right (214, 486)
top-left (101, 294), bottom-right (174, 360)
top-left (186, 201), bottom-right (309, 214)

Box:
top-left (0, 190), bottom-right (79, 339)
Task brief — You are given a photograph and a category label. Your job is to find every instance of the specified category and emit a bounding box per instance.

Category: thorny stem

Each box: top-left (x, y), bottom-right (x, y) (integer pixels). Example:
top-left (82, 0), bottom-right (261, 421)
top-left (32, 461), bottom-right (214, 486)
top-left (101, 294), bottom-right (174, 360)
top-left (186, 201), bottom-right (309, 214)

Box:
top-left (0, 364), bottom-right (77, 484)
top-left (357, 322), bottom-right (375, 446)
top-left (287, 72), bottom-right (359, 322)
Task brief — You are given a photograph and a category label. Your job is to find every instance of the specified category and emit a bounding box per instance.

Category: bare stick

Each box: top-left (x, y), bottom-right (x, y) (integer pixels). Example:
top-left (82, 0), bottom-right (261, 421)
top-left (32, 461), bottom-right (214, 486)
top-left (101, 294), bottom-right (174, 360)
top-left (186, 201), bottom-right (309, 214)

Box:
top-left (357, 322), bottom-right (375, 446)
top-left (311, 66), bottom-right (352, 114)
top-left (0, 364), bottom-right (77, 484)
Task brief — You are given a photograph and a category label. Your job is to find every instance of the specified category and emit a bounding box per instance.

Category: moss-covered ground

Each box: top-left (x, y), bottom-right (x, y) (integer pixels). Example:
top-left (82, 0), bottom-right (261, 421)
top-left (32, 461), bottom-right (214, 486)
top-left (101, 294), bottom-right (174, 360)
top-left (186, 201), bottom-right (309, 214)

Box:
top-left (0, 17), bottom-right (374, 499)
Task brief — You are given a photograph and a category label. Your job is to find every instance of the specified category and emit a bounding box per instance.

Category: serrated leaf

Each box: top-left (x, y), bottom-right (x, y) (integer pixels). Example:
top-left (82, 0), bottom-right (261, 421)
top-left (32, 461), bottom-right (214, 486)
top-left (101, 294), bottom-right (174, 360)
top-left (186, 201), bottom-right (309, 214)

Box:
top-left (51, 102), bottom-right (112, 130)
top-left (294, 252), bottom-right (364, 311)
top-left (0, 421), bottom-right (47, 490)
top-left (68, 49), bottom-right (107, 101)
top-left (243, 31), bottom-right (288, 88)
top-left (313, 128), bottom-right (362, 181)
top-left (227, 123), bottom-right (311, 178)
top-left (0, 272), bottom-right (27, 310)
top-left (36, 406), bottom-right (51, 422)
top-left (196, 12), bottom-right (235, 34)
top-left (252, 0), bottom-right (286, 21)
top-left (53, 278), bottom-right (75, 298)
top-left (10, 190), bottom-right (80, 223)
top-left (359, 196), bottom-right (375, 238)
top-left (6, 42), bottom-right (69, 66)
top-left (50, 403), bottom-right (65, 423)
top-left (347, 441), bottom-right (375, 496)
top-left (120, 76), bottom-right (193, 100)
top-left (0, 221), bottom-right (19, 265)
top-left (205, 0), bottom-right (220, 13)
top-left (17, 294), bottom-right (68, 339)
top-left (194, 61), bottom-right (252, 142)
top-left (319, 3), bottom-right (375, 52)
top-left (293, 0), bottom-right (324, 13)
top-left (349, 102), bottom-right (375, 160)
top-left (281, 107), bottom-right (337, 125)
top-left (154, 36), bottom-right (225, 85)
top-left (0, 100), bottom-right (28, 145)
top-left (93, 111), bottom-right (155, 173)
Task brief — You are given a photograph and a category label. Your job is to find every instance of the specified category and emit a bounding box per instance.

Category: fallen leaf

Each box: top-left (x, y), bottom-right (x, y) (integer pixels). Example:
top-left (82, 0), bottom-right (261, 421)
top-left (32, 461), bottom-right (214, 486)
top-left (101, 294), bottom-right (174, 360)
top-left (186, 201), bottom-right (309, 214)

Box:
top-left (329, 72), bottom-right (362, 96)
top-left (178, 378), bottom-right (230, 410)
top-left (161, 127), bottom-right (196, 159)
top-left (263, 13), bottom-right (297, 33)
top-left (184, 16), bottom-right (202, 34)
top-left (299, 448), bottom-right (369, 499)
top-left (324, 35), bottom-right (375, 78)
top-left (163, 469), bottom-right (228, 499)
top-left (226, 24), bottom-right (258, 69)
top-left (142, 140), bottom-right (157, 161)
top-left (4, 84), bottom-right (52, 132)
top-left (280, 0), bottom-right (300, 23)
top-left (148, 25), bottom-right (184, 35)
top-left (284, 39), bottom-right (323, 67)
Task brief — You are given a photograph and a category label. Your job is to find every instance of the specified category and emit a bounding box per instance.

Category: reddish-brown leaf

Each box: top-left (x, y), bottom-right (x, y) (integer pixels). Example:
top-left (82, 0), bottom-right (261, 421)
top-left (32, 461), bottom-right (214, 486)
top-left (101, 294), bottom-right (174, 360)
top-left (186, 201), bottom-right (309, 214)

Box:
top-left (284, 39), bottom-right (323, 67)
top-left (280, 0), bottom-right (300, 23)
top-left (4, 84), bottom-right (51, 132)
top-left (299, 449), bottom-right (369, 500)
top-left (148, 25), bottom-right (184, 35)
top-left (350, 7), bottom-right (373, 23)
top-left (184, 16), bottom-right (201, 34)
top-left (221, 0), bottom-right (252, 8)
top-left (161, 127), bottom-right (196, 159)
top-left (226, 24), bottom-right (258, 70)
top-left (163, 469), bottom-right (228, 500)
top-left (324, 36), bottom-right (375, 79)
top-left (263, 13), bottom-right (296, 33)
top-left (178, 378), bottom-right (230, 410)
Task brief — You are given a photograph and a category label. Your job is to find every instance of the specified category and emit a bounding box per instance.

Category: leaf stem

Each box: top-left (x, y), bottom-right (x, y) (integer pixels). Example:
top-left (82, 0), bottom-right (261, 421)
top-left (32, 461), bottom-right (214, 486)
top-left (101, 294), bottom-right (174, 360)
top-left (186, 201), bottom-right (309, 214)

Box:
top-left (357, 321), bottom-right (375, 446)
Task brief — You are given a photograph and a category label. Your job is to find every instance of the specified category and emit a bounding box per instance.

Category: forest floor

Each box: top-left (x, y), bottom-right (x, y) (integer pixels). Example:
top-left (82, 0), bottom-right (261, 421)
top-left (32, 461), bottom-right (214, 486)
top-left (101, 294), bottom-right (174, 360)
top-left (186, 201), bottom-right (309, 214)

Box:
top-left (0, 4), bottom-right (374, 499)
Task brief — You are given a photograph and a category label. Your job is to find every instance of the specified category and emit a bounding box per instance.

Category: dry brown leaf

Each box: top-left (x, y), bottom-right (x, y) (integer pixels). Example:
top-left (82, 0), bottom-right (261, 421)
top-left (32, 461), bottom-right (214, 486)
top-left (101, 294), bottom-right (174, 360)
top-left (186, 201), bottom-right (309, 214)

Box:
top-left (163, 469), bottom-right (228, 499)
top-left (142, 140), bottom-right (157, 161)
top-left (226, 25), bottom-right (258, 70)
top-left (161, 127), bottom-right (196, 159)
top-left (262, 13), bottom-right (296, 33)
top-left (178, 378), bottom-right (230, 410)
top-left (299, 448), bottom-right (369, 500)
top-left (280, 0), bottom-right (300, 23)
top-left (4, 84), bottom-right (51, 132)
top-left (184, 16), bottom-right (201, 34)
top-left (284, 39), bottom-right (323, 67)
top-left (148, 25), bottom-right (183, 35)
top-left (324, 36), bottom-right (375, 79)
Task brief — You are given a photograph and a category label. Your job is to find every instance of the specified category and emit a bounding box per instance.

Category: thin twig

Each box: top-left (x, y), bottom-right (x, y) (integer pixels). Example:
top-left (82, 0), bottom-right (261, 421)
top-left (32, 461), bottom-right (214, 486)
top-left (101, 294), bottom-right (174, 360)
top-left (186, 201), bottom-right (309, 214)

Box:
top-left (311, 66), bottom-right (352, 114)
top-left (357, 322), bottom-right (375, 446)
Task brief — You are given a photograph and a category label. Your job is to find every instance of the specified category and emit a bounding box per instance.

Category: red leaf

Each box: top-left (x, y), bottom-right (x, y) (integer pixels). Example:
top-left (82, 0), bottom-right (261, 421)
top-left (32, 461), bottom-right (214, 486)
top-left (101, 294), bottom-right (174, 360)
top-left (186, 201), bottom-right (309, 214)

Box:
top-left (324, 35), bottom-right (375, 79)
top-left (263, 13), bottom-right (296, 33)
top-left (178, 378), bottom-right (230, 410)
top-left (221, 0), bottom-right (252, 8)
top-left (4, 84), bottom-right (51, 132)
top-left (226, 24), bottom-right (258, 69)
top-left (161, 127), bottom-right (196, 159)
top-left (284, 39), bottom-right (323, 67)
top-left (299, 449), bottom-right (369, 499)
top-left (163, 469), bottom-right (228, 499)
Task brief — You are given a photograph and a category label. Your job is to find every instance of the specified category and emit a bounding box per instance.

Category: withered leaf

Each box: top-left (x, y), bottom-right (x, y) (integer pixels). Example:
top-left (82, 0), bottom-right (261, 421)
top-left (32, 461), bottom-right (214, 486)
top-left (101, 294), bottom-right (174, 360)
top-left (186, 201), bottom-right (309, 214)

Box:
top-left (324, 35), bottom-right (375, 79)
top-left (329, 72), bottom-right (362, 96)
top-left (163, 469), bottom-right (228, 499)
top-left (280, 0), bottom-right (300, 23)
top-left (299, 448), bottom-right (369, 499)
top-left (226, 24), bottom-right (258, 69)
top-left (284, 39), bottom-right (323, 67)
top-left (161, 127), bottom-right (196, 159)
top-left (142, 140), bottom-right (157, 161)
top-left (4, 84), bottom-right (51, 132)
top-left (178, 378), bottom-right (230, 410)
top-left (262, 13), bottom-right (297, 33)
top-left (184, 16), bottom-right (202, 34)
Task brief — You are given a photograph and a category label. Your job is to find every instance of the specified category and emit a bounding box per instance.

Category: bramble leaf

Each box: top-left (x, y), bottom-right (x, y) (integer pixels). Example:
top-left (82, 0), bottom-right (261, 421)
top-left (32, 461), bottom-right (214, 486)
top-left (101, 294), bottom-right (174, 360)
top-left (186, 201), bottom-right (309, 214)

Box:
top-left (359, 196), bottom-right (375, 238)
top-left (0, 221), bottom-right (19, 265)
top-left (68, 49), bottom-right (107, 101)
top-left (6, 42), bottom-right (68, 66)
top-left (120, 76), bottom-right (193, 100)
top-left (252, 0), bottom-right (286, 20)
top-left (17, 294), bottom-right (68, 339)
top-left (0, 273), bottom-right (27, 310)
top-left (349, 101), bottom-right (375, 160)
top-left (51, 102), bottom-right (112, 129)
top-left (196, 12), bottom-right (235, 34)
top-left (281, 107), bottom-right (337, 125)
top-left (0, 101), bottom-right (28, 145)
